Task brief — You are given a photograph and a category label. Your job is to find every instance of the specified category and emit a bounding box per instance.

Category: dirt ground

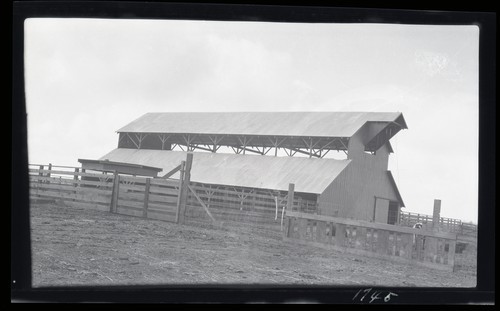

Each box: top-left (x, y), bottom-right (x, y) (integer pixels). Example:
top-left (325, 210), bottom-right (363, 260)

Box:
top-left (30, 201), bottom-right (477, 287)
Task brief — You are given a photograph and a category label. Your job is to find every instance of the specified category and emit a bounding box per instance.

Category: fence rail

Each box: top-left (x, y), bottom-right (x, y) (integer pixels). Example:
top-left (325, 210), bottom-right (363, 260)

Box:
top-left (184, 182), bottom-right (316, 231)
top-left (399, 211), bottom-right (477, 236)
top-left (29, 163), bottom-right (316, 232)
top-left (285, 211), bottom-right (457, 271)
top-left (30, 163), bottom-right (463, 271)
top-left (29, 164), bottom-right (181, 223)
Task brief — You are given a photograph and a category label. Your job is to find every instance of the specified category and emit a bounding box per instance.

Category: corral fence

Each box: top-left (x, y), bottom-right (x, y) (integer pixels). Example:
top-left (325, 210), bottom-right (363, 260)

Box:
top-left (184, 183), bottom-right (316, 231)
top-left (283, 210), bottom-right (458, 271)
top-left (29, 164), bottom-right (181, 223)
top-left (399, 211), bottom-right (477, 237)
top-left (29, 159), bottom-right (317, 231)
top-left (30, 161), bottom-right (461, 271)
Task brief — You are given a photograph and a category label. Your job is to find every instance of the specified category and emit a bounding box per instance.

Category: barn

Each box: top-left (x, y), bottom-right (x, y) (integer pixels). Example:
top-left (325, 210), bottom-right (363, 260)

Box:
top-left (97, 112), bottom-right (407, 225)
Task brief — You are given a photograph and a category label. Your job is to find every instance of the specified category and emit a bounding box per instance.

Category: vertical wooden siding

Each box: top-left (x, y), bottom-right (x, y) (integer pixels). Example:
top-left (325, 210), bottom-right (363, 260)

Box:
top-left (318, 129), bottom-right (400, 222)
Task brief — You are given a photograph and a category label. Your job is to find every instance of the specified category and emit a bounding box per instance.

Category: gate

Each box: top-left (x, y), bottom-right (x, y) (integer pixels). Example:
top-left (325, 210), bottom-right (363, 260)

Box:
top-left (111, 174), bottom-right (181, 223)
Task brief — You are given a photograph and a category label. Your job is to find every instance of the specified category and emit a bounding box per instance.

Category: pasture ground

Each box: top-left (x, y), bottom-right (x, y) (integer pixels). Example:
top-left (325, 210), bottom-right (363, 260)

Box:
top-left (30, 202), bottom-right (476, 287)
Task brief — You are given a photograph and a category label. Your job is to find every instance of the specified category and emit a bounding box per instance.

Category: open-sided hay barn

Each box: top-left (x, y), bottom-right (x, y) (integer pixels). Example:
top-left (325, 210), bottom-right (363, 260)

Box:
top-left (98, 112), bottom-right (407, 224)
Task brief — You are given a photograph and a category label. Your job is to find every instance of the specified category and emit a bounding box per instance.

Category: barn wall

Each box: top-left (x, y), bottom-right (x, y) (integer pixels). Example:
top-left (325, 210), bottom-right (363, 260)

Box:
top-left (318, 128), bottom-right (400, 223)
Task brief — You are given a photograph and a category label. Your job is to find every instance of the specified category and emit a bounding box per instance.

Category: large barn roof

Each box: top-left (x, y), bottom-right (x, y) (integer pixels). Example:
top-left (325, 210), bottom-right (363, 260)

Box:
top-left (99, 148), bottom-right (351, 194)
top-left (116, 112), bottom-right (407, 138)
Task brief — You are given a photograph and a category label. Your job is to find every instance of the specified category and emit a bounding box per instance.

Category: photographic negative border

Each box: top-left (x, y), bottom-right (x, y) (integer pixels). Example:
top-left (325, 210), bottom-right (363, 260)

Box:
top-left (11, 1), bottom-right (495, 304)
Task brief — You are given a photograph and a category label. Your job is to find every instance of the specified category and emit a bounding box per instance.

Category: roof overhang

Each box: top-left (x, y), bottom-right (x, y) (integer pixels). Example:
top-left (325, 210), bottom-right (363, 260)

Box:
top-left (364, 113), bottom-right (408, 153)
top-left (78, 158), bottom-right (163, 177)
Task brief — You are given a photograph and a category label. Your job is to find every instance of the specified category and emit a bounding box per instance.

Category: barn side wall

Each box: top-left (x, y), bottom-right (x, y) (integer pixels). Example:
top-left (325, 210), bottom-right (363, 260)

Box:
top-left (317, 130), bottom-right (400, 223)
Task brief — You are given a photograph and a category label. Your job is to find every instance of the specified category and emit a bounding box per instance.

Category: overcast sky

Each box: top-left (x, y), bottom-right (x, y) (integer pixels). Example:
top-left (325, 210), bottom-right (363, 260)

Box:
top-left (24, 18), bottom-right (479, 223)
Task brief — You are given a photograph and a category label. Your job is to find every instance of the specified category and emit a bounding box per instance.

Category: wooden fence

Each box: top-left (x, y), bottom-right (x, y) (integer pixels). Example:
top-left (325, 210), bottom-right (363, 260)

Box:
top-left (284, 210), bottom-right (458, 271)
top-left (30, 163), bottom-right (461, 271)
top-left (29, 164), bottom-right (181, 223)
top-left (29, 162), bottom-right (316, 231)
top-left (184, 183), bottom-right (310, 231)
top-left (399, 211), bottom-right (477, 236)
top-left (29, 164), bottom-right (115, 211)
top-left (112, 175), bottom-right (180, 222)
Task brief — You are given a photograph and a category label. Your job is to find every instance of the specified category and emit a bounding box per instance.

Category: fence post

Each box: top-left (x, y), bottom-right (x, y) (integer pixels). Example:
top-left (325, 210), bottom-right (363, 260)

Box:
top-left (73, 168), bottom-right (79, 201)
top-left (47, 163), bottom-right (52, 178)
top-left (39, 165), bottom-right (44, 177)
top-left (73, 168), bottom-right (79, 181)
top-left (448, 239), bottom-right (456, 270)
top-left (283, 183), bottom-right (295, 238)
top-left (178, 153), bottom-right (193, 224)
top-left (143, 178), bottom-right (151, 218)
top-left (286, 183), bottom-right (295, 212)
top-left (252, 191), bottom-right (256, 210)
top-left (175, 161), bottom-right (186, 224)
top-left (432, 199), bottom-right (441, 231)
top-left (110, 171), bottom-right (120, 213)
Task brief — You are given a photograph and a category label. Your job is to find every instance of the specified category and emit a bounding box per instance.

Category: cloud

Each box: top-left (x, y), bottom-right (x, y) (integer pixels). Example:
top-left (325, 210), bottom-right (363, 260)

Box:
top-left (413, 50), bottom-right (450, 77)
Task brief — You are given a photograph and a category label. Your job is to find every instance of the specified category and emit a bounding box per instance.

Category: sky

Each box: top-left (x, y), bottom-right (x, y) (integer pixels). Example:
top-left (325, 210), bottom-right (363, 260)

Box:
top-left (24, 18), bottom-right (479, 223)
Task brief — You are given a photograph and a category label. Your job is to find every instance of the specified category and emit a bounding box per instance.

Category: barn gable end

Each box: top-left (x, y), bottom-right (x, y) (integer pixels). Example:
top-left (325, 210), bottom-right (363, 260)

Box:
top-left (317, 120), bottom-right (404, 223)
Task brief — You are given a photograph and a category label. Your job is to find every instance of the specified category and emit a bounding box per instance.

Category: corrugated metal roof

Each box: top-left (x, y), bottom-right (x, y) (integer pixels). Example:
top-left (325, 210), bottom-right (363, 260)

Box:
top-left (99, 148), bottom-right (351, 194)
top-left (116, 112), bottom-right (405, 138)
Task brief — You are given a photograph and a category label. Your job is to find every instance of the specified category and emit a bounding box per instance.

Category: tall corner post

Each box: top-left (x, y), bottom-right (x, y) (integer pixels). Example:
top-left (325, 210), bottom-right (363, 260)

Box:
top-left (432, 199), bottom-right (441, 230)
top-left (177, 152), bottom-right (193, 224)
top-left (175, 161), bottom-right (186, 224)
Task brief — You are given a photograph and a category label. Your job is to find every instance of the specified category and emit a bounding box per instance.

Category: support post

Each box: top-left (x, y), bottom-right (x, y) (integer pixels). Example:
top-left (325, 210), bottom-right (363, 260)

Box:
top-left (143, 178), bottom-right (151, 218)
top-left (175, 161), bottom-right (186, 223)
top-left (286, 183), bottom-right (295, 212)
top-left (110, 172), bottom-right (120, 213)
top-left (178, 153), bottom-right (193, 224)
top-left (283, 183), bottom-right (295, 238)
top-left (47, 163), bottom-right (52, 177)
top-left (432, 199), bottom-right (441, 230)
top-left (448, 240), bottom-right (456, 269)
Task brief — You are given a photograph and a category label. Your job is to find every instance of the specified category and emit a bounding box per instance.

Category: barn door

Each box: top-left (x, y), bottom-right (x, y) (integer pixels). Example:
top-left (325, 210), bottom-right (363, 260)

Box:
top-left (387, 201), bottom-right (400, 225)
top-left (374, 197), bottom-right (390, 223)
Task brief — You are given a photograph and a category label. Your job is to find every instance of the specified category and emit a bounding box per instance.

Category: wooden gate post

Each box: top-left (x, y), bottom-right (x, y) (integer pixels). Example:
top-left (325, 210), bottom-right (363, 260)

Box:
top-left (110, 171), bottom-right (120, 213)
top-left (283, 183), bottom-right (295, 237)
top-left (142, 178), bottom-right (151, 218)
top-left (175, 161), bottom-right (186, 223)
top-left (177, 152), bottom-right (193, 224)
